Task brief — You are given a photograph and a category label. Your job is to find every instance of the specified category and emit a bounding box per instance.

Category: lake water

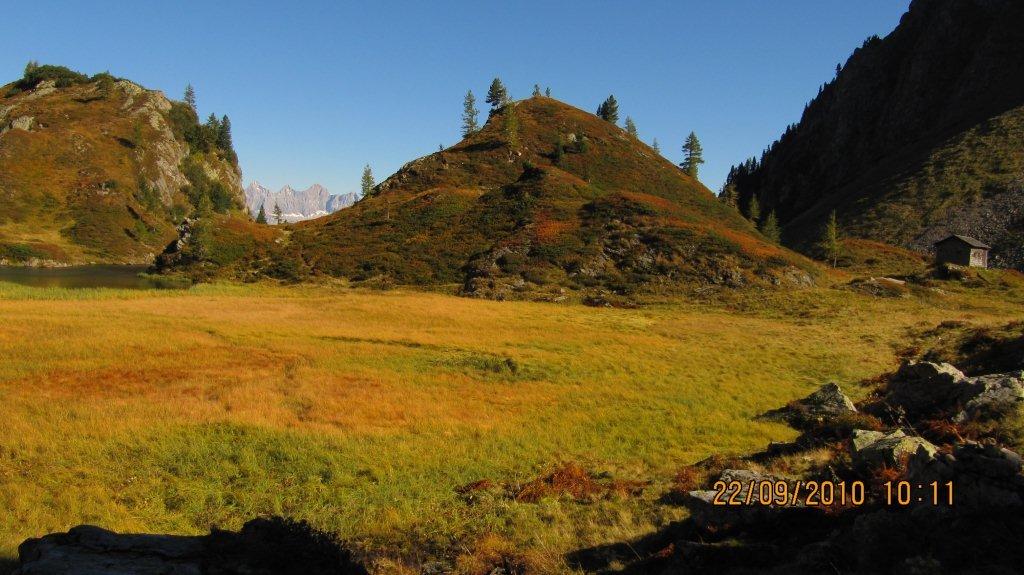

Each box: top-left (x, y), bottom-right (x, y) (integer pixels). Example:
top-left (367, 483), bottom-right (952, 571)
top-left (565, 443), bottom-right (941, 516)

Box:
top-left (0, 265), bottom-right (186, 290)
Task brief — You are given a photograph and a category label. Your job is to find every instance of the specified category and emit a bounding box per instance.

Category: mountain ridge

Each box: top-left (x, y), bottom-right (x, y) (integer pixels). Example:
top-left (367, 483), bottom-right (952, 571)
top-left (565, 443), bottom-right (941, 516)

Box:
top-left (243, 181), bottom-right (357, 223)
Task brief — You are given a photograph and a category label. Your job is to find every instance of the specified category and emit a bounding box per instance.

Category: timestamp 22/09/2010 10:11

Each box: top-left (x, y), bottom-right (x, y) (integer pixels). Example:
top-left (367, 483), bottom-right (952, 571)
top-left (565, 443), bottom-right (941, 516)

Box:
top-left (709, 479), bottom-right (955, 507)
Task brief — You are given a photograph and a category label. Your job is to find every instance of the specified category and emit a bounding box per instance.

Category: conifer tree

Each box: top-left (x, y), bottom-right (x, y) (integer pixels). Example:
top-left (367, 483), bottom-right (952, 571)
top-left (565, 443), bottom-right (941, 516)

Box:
top-left (184, 84), bottom-right (196, 110)
top-left (821, 210), bottom-right (842, 267)
top-left (624, 116), bottom-right (637, 137)
top-left (719, 182), bottom-right (738, 209)
top-left (545, 87), bottom-right (551, 97)
top-left (596, 95), bottom-right (619, 123)
top-left (680, 132), bottom-right (704, 178)
top-left (760, 211), bottom-right (781, 243)
top-left (486, 78), bottom-right (509, 111)
top-left (273, 203), bottom-right (283, 225)
top-left (217, 115), bottom-right (232, 150)
top-left (747, 195), bottom-right (761, 224)
top-left (256, 204), bottom-right (268, 224)
top-left (532, 84), bottom-right (541, 97)
top-left (652, 138), bottom-right (660, 154)
top-left (461, 90), bottom-right (479, 136)
top-left (361, 165), bottom-right (375, 197)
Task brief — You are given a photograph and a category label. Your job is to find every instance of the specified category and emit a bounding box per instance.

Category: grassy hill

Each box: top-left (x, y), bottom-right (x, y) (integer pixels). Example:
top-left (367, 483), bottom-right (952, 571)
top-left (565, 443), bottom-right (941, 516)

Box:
top-left (274, 97), bottom-right (815, 300)
top-left (0, 64), bottom-right (245, 265)
top-left (727, 0), bottom-right (1024, 269)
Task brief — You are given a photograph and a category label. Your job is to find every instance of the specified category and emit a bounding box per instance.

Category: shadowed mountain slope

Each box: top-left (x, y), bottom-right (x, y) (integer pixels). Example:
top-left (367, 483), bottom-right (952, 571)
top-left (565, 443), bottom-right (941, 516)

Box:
top-left (729, 0), bottom-right (1024, 269)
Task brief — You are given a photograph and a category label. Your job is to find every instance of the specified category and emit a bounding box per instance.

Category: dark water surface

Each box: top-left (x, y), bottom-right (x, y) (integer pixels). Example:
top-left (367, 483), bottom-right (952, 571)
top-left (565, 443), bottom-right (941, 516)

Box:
top-left (0, 265), bottom-right (185, 289)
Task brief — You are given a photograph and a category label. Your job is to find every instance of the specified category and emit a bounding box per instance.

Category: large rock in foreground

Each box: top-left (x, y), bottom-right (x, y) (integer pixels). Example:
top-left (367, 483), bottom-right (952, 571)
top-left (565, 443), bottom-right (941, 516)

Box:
top-left (14, 517), bottom-right (367, 575)
top-left (886, 361), bottom-right (1024, 420)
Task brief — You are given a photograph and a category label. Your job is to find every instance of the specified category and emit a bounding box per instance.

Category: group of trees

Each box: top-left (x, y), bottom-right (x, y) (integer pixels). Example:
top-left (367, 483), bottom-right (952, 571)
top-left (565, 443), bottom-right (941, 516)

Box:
top-left (177, 84), bottom-right (238, 165)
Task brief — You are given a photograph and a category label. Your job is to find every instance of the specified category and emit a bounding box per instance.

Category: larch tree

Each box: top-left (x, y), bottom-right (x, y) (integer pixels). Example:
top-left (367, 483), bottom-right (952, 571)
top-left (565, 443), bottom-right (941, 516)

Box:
top-left (486, 78), bottom-right (509, 111)
top-left (680, 132), bottom-right (704, 178)
top-left (719, 182), bottom-right (738, 209)
top-left (361, 165), bottom-right (375, 197)
top-left (461, 90), bottom-right (479, 136)
top-left (503, 103), bottom-right (519, 150)
top-left (747, 195), bottom-right (761, 224)
top-left (544, 87), bottom-right (551, 97)
top-left (652, 138), bottom-right (660, 154)
top-left (273, 203), bottom-right (283, 225)
top-left (184, 84), bottom-right (196, 110)
top-left (760, 211), bottom-right (781, 243)
top-left (821, 210), bottom-right (842, 267)
top-left (532, 84), bottom-right (541, 97)
top-left (624, 116), bottom-right (637, 137)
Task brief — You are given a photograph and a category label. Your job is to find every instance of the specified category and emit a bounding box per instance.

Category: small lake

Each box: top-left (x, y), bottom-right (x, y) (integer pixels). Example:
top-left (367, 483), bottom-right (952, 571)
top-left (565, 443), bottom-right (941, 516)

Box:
top-left (0, 265), bottom-right (187, 290)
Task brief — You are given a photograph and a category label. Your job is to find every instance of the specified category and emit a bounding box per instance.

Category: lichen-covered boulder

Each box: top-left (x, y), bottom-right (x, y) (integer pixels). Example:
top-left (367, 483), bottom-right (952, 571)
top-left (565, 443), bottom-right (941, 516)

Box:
top-left (850, 429), bottom-right (937, 469)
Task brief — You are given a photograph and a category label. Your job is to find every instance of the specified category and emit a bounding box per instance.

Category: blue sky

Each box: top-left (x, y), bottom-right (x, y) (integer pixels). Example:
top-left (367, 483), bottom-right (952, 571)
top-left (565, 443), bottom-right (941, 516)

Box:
top-left (2, 0), bottom-right (910, 195)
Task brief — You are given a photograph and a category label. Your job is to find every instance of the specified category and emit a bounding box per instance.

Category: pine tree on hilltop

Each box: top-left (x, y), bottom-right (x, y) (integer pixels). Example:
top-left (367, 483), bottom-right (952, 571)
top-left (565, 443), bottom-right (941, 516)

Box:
top-left (184, 84), bottom-right (196, 110)
top-left (596, 95), bottom-right (619, 123)
top-left (461, 90), bottom-right (479, 136)
top-left (545, 87), bottom-right (551, 97)
top-left (652, 138), bottom-right (660, 154)
top-left (256, 204), bottom-right (268, 224)
top-left (680, 132), bottom-right (704, 178)
top-left (361, 165), bottom-right (375, 197)
top-left (486, 78), bottom-right (509, 111)
top-left (273, 203), bottom-right (283, 225)
top-left (532, 84), bottom-right (541, 97)
top-left (625, 116), bottom-right (637, 137)
top-left (760, 211), bottom-right (781, 243)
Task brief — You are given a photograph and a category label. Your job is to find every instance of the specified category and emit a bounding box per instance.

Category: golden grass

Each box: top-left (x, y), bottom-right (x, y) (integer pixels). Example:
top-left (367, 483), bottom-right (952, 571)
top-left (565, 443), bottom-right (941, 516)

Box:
top-left (0, 279), bottom-right (1021, 572)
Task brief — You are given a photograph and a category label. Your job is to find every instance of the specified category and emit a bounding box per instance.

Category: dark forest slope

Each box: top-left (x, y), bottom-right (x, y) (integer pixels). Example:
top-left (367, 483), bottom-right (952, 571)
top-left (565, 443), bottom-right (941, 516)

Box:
top-left (728, 0), bottom-right (1024, 269)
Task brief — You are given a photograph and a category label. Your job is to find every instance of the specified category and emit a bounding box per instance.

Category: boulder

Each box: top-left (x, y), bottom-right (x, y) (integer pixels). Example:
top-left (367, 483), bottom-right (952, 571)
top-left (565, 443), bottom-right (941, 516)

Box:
top-left (907, 441), bottom-right (1024, 507)
top-left (886, 361), bottom-right (1024, 421)
top-left (684, 469), bottom-right (822, 533)
top-left (759, 383), bottom-right (857, 427)
top-left (15, 525), bottom-right (204, 575)
top-left (14, 517), bottom-right (367, 575)
top-left (850, 429), bottom-right (937, 469)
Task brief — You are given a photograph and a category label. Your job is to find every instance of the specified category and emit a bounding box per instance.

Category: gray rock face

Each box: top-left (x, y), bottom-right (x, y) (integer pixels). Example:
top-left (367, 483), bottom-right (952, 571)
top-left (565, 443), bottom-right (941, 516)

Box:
top-left (850, 429), bottom-right (937, 469)
top-left (886, 361), bottom-right (1023, 420)
top-left (244, 181), bottom-right (357, 223)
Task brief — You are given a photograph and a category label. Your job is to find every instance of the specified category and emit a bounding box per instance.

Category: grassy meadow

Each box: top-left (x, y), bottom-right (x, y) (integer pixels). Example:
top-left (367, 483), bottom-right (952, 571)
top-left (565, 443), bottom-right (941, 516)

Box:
top-left (1, 275), bottom-right (1023, 572)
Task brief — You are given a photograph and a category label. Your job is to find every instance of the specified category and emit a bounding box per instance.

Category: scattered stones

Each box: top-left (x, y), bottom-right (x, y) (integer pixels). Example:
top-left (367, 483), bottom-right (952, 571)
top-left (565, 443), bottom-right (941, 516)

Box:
top-left (849, 429), bottom-right (936, 469)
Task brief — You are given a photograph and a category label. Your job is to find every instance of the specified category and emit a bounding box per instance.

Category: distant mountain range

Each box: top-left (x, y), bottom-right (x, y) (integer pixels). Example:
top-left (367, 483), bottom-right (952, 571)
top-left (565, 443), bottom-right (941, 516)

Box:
top-left (244, 181), bottom-right (357, 223)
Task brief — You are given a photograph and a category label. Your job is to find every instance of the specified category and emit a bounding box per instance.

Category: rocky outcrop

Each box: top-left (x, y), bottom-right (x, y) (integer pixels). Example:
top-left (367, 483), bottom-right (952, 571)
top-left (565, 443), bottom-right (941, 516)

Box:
top-left (885, 361), bottom-right (1024, 420)
top-left (907, 440), bottom-right (1024, 507)
top-left (14, 517), bottom-right (367, 575)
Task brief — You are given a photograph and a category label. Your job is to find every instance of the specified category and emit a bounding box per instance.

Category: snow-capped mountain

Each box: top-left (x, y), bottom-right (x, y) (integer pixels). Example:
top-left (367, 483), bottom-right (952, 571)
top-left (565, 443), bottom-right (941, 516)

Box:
top-left (244, 181), bottom-right (358, 223)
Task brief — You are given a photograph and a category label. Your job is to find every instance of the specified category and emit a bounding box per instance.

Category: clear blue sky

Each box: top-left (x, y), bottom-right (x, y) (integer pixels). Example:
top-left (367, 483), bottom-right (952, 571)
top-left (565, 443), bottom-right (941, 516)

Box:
top-left (2, 0), bottom-right (910, 195)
